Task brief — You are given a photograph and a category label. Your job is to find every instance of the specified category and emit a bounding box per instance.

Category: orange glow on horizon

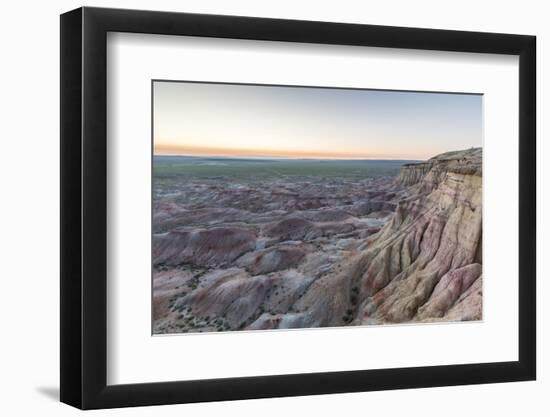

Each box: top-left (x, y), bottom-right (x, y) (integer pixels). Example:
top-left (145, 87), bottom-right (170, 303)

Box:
top-left (153, 143), bottom-right (427, 160)
top-left (152, 81), bottom-right (482, 162)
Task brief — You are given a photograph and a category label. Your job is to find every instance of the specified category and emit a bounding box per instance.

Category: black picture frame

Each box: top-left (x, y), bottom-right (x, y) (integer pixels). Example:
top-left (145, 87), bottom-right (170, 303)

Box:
top-left (60, 6), bottom-right (536, 410)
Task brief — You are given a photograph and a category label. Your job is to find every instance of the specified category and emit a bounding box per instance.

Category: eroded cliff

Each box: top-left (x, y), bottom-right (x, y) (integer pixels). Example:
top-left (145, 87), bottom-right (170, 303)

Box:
top-left (354, 148), bottom-right (483, 324)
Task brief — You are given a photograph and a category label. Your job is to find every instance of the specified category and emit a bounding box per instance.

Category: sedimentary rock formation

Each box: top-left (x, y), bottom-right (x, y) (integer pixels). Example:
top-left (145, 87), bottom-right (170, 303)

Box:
top-left (152, 148), bottom-right (482, 333)
top-left (354, 148), bottom-right (483, 324)
top-left (153, 227), bottom-right (257, 267)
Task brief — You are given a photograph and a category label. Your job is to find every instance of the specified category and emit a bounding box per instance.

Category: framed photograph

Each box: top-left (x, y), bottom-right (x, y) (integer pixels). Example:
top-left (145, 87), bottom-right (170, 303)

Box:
top-left (60, 7), bottom-right (536, 409)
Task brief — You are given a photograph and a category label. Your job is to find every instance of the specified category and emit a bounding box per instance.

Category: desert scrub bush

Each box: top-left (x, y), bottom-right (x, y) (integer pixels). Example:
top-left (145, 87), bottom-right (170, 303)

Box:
top-left (342, 314), bottom-right (352, 323)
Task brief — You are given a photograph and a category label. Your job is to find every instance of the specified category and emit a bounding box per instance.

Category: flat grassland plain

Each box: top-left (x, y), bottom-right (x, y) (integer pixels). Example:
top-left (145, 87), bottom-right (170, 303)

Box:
top-left (153, 148), bottom-right (483, 334)
top-left (154, 156), bottom-right (407, 179)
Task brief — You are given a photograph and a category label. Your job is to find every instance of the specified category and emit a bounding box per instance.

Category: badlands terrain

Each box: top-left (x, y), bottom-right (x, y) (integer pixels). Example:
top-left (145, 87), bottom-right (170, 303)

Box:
top-left (152, 148), bottom-right (482, 334)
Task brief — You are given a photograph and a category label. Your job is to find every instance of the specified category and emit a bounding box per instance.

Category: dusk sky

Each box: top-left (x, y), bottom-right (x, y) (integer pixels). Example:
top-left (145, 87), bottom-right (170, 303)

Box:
top-left (153, 81), bottom-right (482, 160)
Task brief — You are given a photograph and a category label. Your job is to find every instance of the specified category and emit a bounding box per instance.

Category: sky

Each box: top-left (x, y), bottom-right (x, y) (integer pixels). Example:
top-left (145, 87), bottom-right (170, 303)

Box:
top-left (153, 81), bottom-right (482, 161)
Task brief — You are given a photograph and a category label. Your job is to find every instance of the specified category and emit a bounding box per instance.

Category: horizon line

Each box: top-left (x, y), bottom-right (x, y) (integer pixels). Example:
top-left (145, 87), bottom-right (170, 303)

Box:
top-left (153, 152), bottom-right (425, 161)
top-left (153, 143), bottom-right (437, 161)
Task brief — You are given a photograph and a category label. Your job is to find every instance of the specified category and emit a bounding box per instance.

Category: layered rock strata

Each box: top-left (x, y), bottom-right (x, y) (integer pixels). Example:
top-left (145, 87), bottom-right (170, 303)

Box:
top-left (152, 148), bottom-right (482, 333)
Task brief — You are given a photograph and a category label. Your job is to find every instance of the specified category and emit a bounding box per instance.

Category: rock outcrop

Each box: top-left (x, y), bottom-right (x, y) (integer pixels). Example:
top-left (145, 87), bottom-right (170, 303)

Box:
top-left (354, 147), bottom-right (483, 324)
top-left (153, 227), bottom-right (257, 267)
top-left (397, 147), bottom-right (482, 188)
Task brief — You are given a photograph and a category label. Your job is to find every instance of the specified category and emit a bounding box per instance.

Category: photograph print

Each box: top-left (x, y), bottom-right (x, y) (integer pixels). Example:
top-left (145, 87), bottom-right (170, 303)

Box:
top-left (152, 81), bottom-right (483, 335)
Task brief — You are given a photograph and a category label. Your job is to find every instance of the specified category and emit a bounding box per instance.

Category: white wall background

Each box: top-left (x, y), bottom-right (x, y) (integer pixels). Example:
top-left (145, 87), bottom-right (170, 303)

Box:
top-left (0, 0), bottom-right (545, 415)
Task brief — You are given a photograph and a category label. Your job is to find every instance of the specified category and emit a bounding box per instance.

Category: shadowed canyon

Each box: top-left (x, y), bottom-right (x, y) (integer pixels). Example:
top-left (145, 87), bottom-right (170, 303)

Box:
top-left (152, 147), bottom-right (482, 334)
